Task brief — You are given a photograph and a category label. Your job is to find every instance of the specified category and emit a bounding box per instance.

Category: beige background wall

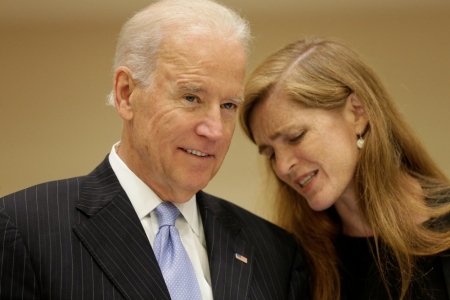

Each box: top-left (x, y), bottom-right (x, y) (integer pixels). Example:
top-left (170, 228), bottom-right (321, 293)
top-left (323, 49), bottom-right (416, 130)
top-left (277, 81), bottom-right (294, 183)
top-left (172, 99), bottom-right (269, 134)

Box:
top-left (1, 1), bottom-right (449, 221)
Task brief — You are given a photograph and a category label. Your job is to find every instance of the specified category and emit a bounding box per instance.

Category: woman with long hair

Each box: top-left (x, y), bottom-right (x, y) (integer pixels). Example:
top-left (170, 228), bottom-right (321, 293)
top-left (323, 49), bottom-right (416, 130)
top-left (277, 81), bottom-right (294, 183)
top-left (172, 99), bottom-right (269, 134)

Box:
top-left (240, 36), bottom-right (450, 300)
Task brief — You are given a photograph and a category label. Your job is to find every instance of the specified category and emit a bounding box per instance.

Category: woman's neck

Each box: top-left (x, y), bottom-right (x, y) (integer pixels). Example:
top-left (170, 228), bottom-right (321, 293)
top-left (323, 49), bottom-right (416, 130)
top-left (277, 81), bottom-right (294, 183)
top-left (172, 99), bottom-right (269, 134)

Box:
top-left (333, 180), bottom-right (373, 237)
top-left (334, 197), bottom-right (373, 237)
top-left (334, 173), bottom-right (428, 237)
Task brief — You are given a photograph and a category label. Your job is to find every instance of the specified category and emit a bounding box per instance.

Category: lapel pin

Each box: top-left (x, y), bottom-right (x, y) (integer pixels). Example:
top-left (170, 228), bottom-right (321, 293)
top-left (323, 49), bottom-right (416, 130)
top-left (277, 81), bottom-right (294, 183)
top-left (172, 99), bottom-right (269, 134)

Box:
top-left (235, 253), bottom-right (248, 264)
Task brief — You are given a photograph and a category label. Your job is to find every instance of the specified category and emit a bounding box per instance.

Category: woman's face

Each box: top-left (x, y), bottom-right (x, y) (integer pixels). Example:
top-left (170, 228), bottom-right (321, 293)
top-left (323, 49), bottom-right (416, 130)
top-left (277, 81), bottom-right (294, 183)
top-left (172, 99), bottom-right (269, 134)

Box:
top-left (249, 92), bottom-right (364, 211)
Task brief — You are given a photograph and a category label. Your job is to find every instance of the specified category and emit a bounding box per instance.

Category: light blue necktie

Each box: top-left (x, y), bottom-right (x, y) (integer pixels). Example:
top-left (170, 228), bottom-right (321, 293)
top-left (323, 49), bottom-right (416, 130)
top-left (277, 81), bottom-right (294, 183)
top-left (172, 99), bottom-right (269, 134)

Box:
top-left (153, 202), bottom-right (202, 300)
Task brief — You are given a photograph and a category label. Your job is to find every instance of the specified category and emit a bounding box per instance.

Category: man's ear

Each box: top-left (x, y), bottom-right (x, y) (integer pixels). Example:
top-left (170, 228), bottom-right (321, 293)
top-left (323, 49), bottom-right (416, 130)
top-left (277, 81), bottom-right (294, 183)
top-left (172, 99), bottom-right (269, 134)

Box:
top-left (113, 66), bottom-right (137, 121)
top-left (344, 93), bottom-right (369, 134)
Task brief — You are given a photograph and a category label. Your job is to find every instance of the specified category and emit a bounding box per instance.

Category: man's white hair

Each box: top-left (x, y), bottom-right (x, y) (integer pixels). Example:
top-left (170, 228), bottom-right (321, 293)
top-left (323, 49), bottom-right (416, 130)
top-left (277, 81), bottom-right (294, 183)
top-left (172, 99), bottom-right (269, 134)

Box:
top-left (107, 0), bottom-right (251, 106)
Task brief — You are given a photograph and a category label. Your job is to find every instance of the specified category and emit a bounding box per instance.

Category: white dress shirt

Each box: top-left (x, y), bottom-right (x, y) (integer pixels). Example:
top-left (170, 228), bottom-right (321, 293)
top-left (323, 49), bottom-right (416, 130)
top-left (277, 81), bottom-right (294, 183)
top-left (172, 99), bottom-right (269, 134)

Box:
top-left (108, 142), bottom-right (213, 300)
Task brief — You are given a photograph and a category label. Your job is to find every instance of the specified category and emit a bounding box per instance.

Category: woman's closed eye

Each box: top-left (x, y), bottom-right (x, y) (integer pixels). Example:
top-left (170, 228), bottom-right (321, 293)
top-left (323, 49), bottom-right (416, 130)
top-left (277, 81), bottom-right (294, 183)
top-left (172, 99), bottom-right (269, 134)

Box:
top-left (288, 132), bottom-right (305, 144)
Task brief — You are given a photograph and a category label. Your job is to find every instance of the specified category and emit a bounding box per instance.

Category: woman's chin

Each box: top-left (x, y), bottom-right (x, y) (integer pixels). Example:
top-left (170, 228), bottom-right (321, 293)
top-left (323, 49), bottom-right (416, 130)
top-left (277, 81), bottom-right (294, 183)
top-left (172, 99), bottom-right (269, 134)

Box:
top-left (306, 198), bottom-right (334, 212)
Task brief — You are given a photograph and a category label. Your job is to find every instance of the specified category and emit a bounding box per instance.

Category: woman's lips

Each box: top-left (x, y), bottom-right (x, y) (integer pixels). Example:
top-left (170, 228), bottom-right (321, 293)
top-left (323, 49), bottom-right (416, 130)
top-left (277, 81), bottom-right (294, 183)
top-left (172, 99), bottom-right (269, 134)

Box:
top-left (298, 170), bottom-right (318, 187)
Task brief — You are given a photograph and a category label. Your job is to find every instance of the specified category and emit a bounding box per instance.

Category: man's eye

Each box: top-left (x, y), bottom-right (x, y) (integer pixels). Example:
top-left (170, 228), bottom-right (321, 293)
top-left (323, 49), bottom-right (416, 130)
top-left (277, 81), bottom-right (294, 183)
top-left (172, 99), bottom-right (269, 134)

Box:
top-left (184, 95), bottom-right (197, 102)
top-left (221, 102), bottom-right (236, 110)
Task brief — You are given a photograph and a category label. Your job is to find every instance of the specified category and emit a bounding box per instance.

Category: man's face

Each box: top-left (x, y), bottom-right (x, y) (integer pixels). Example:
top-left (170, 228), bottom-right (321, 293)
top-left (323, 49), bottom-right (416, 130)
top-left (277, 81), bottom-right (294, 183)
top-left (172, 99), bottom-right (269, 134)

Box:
top-left (119, 33), bottom-right (247, 202)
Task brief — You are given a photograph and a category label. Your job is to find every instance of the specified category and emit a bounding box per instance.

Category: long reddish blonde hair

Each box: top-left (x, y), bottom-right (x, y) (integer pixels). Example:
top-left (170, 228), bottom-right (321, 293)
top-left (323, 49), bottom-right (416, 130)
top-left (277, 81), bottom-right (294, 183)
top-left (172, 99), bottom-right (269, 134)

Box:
top-left (240, 36), bottom-right (450, 300)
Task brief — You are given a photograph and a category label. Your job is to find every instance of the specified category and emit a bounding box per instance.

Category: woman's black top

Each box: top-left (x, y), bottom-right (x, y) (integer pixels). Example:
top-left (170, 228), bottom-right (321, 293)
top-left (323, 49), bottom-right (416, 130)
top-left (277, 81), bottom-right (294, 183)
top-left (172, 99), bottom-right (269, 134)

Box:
top-left (339, 235), bottom-right (448, 299)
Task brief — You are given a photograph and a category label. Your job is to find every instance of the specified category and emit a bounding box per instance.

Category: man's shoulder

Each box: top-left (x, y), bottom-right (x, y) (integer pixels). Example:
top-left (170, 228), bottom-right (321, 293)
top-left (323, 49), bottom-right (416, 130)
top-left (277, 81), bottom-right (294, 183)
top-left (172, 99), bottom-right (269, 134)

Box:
top-left (1, 155), bottom-right (112, 206)
top-left (0, 176), bottom-right (89, 231)
top-left (1, 175), bottom-right (88, 206)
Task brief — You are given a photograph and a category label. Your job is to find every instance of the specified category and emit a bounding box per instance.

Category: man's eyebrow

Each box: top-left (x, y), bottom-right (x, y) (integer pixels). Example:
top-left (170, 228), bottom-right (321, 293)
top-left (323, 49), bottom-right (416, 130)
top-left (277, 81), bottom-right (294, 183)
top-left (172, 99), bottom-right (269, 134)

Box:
top-left (178, 83), bottom-right (243, 104)
top-left (231, 97), bottom-right (244, 104)
top-left (178, 84), bottom-right (203, 93)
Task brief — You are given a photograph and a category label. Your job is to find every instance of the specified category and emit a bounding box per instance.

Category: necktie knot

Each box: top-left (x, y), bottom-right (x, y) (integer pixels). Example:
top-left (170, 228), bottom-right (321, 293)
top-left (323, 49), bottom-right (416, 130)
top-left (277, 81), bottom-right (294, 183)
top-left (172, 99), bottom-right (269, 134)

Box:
top-left (155, 202), bottom-right (180, 227)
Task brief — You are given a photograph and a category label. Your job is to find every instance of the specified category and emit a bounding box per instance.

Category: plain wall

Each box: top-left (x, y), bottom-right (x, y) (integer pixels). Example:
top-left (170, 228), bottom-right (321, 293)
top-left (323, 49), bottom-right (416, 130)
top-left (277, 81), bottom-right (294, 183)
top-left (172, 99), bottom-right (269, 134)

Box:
top-left (1, 3), bottom-right (449, 221)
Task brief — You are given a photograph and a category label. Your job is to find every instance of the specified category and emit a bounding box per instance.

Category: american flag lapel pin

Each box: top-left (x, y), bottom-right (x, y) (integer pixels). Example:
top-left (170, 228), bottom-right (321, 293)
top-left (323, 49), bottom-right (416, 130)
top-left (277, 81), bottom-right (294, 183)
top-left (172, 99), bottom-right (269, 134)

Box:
top-left (235, 253), bottom-right (248, 264)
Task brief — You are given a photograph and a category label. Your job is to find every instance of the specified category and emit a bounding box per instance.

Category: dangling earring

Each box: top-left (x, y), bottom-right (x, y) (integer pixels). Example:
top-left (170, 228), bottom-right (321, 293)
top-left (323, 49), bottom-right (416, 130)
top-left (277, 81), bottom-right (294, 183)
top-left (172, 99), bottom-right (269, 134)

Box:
top-left (357, 133), bottom-right (365, 149)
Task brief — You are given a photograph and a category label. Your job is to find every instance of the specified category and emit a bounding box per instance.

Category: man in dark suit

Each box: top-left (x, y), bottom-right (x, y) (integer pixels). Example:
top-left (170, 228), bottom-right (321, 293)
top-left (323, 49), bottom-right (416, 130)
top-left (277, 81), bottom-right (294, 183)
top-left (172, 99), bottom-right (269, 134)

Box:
top-left (0, 0), bottom-right (309, 299)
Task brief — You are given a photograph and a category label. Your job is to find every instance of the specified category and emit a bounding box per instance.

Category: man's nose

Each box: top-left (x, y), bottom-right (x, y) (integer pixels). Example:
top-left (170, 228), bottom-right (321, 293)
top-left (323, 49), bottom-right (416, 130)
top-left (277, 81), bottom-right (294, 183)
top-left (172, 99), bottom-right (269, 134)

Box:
top-left (196, 107), bottom-right (224, 141)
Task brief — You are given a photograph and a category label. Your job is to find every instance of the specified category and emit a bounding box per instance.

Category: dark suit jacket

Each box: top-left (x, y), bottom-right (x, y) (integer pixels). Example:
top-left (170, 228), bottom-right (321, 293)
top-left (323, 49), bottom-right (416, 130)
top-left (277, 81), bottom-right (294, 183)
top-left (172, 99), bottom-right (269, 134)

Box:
top-left (0, 156), bottom-right (309, 299)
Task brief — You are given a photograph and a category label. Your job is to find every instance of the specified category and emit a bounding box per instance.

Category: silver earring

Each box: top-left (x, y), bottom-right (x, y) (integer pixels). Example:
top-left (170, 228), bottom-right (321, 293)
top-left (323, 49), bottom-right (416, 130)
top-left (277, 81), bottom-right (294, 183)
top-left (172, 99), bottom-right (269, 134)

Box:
top-left (357, 134), bottom-right (365, 149)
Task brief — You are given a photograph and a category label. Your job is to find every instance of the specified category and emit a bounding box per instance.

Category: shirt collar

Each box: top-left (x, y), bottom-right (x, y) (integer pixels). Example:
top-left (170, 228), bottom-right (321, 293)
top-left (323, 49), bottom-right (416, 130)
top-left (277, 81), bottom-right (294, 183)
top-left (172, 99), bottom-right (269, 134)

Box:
top-left (108, 141), bottom-right (201, 237)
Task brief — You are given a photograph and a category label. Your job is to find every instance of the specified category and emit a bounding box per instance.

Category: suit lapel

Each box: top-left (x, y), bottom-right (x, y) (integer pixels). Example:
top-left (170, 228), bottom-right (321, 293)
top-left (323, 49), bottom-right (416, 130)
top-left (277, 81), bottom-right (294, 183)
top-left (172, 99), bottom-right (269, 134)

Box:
top-left (197, 191), bottom-right (254, 300)
top-left (73, 157), bottom-right (170, 300)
